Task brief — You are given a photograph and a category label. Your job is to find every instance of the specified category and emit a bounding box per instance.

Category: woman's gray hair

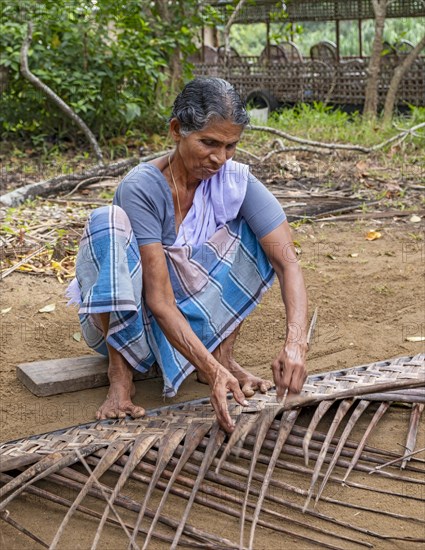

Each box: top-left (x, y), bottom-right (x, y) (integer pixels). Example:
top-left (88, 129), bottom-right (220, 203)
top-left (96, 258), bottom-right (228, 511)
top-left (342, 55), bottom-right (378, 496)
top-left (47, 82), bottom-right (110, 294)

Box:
top-left (169, 77), bottom-right (250, 135)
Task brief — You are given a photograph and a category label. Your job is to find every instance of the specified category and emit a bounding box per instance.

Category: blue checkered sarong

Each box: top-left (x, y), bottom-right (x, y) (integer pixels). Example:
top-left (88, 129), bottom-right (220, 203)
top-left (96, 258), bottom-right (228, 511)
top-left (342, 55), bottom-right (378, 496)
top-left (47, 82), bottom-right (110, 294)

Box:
top-left (69, 205), bottom-right (275, 396)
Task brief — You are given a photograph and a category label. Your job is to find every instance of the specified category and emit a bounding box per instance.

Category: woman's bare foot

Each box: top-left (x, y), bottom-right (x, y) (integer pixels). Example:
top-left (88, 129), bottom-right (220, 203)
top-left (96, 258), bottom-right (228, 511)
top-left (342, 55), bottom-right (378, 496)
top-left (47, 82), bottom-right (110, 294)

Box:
top-left (93, 312), bottom-right (145, 420)
top-left (96, 358), bottom-right (145, 420)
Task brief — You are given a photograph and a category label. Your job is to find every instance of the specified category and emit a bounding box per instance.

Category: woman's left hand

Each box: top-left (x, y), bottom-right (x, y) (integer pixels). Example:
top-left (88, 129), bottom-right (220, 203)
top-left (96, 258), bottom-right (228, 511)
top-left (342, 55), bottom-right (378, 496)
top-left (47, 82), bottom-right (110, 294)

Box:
top-left (271, 341), bottom-right (308, 400)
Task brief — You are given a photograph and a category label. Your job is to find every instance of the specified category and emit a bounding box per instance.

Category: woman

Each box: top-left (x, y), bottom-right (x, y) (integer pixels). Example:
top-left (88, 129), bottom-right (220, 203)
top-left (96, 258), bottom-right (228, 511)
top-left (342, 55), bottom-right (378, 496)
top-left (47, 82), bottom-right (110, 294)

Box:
top-left (69, 77), bottom-right (308, 433)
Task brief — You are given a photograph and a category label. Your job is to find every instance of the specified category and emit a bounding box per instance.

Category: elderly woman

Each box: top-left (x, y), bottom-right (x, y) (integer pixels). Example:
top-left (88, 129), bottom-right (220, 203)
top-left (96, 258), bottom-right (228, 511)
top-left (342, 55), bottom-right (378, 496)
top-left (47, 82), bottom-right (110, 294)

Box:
top-left (69, 77), bottom-right (308, 432)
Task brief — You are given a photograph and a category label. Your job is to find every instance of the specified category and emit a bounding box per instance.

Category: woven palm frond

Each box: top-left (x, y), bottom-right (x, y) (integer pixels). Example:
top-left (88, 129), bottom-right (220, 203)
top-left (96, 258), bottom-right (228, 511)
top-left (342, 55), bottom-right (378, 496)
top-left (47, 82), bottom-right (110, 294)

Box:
top-left (0, 353), bottom-right (424, 549)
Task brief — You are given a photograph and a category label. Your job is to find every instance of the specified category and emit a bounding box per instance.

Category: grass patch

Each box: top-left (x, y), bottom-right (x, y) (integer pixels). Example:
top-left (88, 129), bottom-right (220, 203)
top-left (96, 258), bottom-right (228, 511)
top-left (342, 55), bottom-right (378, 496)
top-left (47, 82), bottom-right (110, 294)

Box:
top-left (244, 103), bottom-right (425, 149)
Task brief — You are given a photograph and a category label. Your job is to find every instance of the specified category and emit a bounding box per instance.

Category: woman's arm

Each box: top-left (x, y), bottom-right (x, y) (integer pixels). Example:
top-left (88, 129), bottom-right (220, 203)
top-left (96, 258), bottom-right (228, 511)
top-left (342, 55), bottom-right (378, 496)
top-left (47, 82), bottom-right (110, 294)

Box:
top-left (259, 220), bottom-right (308, 399)
top-left (139, 243), bottom-right (248, 432)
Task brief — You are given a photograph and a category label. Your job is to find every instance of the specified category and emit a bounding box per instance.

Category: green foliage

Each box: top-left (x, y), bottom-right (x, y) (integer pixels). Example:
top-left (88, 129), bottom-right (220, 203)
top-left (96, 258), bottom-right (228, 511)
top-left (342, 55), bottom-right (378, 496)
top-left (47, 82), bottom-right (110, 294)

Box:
top-left (0, 0), bottom-right (208, 144)
top-left (230, 17), bottom-right (425, 56)
top-left (259, 103), bottom-right (425, 147)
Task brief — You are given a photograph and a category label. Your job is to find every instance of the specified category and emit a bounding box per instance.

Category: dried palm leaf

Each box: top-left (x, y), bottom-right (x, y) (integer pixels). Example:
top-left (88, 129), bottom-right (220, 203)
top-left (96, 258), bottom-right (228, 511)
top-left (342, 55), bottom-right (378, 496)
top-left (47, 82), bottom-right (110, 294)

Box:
top-left (303, 399), bottom-right (335, 465)
top-left (0, 353), bottom-right (423, 549)
top-left (91, 432), bottom-right (159, 549)
top-left (141, 421), bottom-right (212, 549)
top-left (342, 401), bottom-right (390, 482)
top-left (128, 426), bottom-right (186, 544)
top-left (401, 403), bottom-right (424, 469)
top-left (303, 398), bottom-right (354, 511)
top-left (315, 399), bottom-right (370, 503)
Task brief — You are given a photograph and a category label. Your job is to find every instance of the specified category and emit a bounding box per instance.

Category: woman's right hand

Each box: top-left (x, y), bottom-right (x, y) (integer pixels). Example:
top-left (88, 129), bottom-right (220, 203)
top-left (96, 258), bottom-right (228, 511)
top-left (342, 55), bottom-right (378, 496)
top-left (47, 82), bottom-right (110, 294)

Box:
top-left (139, 244), bottom-right (249, 432)
top-left (201, 363), bottom-right (248, 433)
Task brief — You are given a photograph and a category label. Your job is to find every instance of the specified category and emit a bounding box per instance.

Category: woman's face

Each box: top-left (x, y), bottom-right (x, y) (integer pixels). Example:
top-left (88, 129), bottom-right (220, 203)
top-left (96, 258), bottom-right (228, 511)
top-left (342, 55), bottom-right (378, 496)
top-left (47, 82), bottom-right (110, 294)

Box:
top-left (171, 118), bottom-right (244, 182)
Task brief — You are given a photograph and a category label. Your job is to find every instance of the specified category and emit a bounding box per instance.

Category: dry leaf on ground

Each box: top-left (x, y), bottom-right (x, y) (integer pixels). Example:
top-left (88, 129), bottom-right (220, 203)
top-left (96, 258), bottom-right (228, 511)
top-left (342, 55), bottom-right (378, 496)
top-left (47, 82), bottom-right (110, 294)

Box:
top-left (365, 230), bottom-right (382, 241)
top-left (38, 303), bottom-right (56, 313)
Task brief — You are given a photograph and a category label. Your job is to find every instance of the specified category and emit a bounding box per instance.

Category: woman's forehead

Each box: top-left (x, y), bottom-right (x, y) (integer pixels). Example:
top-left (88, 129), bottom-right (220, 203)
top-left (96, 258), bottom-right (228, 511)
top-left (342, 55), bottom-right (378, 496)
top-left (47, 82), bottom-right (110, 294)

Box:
top-left (195, 119), bottom-right (243, 141)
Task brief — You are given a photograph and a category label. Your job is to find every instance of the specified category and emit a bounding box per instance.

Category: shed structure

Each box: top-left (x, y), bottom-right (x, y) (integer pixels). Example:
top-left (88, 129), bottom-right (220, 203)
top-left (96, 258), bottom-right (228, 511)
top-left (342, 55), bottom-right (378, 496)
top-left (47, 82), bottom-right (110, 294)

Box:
top-left (191, 0), bottom-right (425, 109)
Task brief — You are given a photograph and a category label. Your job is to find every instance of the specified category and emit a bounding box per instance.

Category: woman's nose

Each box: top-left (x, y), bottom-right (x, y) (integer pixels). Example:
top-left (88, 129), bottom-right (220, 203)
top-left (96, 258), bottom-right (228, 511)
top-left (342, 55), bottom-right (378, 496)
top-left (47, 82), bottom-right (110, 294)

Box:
top-left (210, 149), bottom-right (226, 165)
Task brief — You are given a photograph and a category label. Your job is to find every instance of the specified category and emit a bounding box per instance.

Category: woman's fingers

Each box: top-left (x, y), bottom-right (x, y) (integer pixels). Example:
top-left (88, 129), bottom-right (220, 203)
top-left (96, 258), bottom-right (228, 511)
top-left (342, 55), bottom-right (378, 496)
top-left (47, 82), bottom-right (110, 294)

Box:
top-left (229, 377), bottom-right (249, 407)
top-left (272, 359), bottom-right (286, 398)
top-left (211, 393), bottom-right (234, 432)
top-left (291, 366), bottom-right (307, 393)
top-left (272, 351), bottom-right (307, 399)
top-left (210, 369), bottom-right (251, 432)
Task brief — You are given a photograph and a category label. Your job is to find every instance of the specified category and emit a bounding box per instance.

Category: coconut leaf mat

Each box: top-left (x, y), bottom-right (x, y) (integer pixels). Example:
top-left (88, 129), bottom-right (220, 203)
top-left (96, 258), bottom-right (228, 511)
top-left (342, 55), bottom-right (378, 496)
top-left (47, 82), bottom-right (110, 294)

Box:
top-left (1, 353), bottom-right (424, 549)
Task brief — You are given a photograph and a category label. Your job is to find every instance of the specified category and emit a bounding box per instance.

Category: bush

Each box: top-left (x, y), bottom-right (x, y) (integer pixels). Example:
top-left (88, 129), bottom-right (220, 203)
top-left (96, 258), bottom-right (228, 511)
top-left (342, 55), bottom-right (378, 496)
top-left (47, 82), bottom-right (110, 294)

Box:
top-left (0, 0), bottom-right (202, 144)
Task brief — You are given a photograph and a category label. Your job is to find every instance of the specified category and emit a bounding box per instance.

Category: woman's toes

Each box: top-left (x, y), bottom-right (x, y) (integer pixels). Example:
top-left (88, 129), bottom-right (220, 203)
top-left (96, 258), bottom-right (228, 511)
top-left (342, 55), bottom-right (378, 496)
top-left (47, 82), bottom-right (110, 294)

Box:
top-left (260, 380), bottom-right (272, 393)
top-left (130, 405), bottom-right (145, 418)
top-left (241, 383), bottom-right (255, 397)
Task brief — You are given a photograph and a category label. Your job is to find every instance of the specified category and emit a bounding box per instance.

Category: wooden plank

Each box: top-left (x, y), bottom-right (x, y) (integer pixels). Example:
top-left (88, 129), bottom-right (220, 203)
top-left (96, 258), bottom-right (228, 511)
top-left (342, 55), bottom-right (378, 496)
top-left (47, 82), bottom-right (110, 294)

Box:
top-left (16, 355), bottom-right (161, 397)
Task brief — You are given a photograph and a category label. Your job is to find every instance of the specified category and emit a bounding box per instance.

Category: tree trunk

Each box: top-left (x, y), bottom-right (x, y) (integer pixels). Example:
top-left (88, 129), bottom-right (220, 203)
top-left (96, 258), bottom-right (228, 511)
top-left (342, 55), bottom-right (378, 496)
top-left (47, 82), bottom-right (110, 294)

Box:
top-left (363, 0), bottom-right (388, 119)
top-left (154, 0), bottom-right (183, 96)
top-left (223, 0), bottom-right (247, 76)
top-left (382, 34), bottom-right (425, 125)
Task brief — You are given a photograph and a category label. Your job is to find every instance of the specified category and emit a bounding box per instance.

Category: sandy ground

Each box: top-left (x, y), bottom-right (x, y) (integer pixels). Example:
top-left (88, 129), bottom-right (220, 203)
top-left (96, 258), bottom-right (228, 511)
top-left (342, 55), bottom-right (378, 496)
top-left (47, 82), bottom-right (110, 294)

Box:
top-left (1, 219), bottom-right (424, 548)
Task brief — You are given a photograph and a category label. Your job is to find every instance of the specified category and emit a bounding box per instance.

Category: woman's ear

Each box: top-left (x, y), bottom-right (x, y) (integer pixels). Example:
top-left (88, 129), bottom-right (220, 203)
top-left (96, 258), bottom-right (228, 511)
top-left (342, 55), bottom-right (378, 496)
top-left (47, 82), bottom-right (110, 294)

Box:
top-left (169, 118), bottom-right (181, 142)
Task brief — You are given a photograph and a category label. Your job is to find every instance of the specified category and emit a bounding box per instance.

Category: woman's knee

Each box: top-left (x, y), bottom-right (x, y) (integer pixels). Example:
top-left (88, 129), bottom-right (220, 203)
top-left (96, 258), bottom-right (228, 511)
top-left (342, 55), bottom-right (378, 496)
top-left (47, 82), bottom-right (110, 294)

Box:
top-left (88, 204), bottom-right (126, 223)
top-left (87, 205), bottom-right (132, 234)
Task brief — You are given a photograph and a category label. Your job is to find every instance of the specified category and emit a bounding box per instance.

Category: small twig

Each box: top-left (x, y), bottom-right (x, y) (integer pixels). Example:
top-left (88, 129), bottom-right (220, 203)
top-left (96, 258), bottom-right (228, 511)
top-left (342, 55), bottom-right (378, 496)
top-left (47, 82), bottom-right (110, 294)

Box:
top-left (261, 145), bottom-right (333, 161)
top-left (40, 197), bottom-right (109, 206)
top-left (64, 176), bottom-right (118, 198)
top-left (370, 446), bottom-right (425, 473)
top-left (235, 147), bottom-right (261, 162)
top-left (0, 245), bottom-right (48, 280)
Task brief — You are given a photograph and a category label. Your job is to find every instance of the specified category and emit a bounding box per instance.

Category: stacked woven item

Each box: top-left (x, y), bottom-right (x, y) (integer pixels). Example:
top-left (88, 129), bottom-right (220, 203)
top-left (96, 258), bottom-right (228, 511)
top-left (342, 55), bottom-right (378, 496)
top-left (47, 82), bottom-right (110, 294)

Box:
top-left (0, 353), bottom-right (424, 549)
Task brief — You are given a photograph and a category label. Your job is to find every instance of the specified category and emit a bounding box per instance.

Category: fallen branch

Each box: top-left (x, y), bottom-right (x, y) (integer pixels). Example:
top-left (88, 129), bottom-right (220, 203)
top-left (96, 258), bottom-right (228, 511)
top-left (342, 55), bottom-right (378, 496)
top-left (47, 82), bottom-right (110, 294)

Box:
top-left (250, 121), bottom-right (425, 155)
top-left (316, 208), bottom-right (424, 223)
top-left (261, 139), bottom-right (333, 161)
top-left (0, 151), bottom-right (169, 207)
top-left (20, 22), bottom-right (104, 165)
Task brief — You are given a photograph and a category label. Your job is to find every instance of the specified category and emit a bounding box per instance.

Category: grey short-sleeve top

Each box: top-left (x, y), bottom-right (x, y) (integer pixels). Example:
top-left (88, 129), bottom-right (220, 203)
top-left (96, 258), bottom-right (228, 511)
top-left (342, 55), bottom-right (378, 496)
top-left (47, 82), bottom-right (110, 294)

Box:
top-left (113, 163), bottom-right (286, 246)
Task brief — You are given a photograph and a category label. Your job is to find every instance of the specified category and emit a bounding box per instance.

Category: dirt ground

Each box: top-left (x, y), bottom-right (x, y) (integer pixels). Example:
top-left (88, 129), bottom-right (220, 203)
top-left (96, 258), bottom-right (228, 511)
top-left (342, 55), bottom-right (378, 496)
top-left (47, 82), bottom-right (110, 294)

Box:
top-left (1, 215), bottom-right (424, 549)
top-left (1, 216), bottom-right (424, 441)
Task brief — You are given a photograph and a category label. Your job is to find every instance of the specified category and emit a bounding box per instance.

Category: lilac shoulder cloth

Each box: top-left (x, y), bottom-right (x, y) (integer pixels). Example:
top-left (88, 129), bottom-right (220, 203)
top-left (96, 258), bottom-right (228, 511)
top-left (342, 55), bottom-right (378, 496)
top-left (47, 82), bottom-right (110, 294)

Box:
top-left (174, 159), bottom-right (249, 246)
top-left (67, 160), bottom-right (275, 396)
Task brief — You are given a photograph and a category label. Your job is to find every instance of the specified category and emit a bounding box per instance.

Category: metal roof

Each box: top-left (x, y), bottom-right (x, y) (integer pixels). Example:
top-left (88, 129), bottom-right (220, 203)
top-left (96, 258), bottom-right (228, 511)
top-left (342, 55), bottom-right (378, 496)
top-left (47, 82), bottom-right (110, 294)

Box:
top-left (205, 0), bottom-right (425, 23)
